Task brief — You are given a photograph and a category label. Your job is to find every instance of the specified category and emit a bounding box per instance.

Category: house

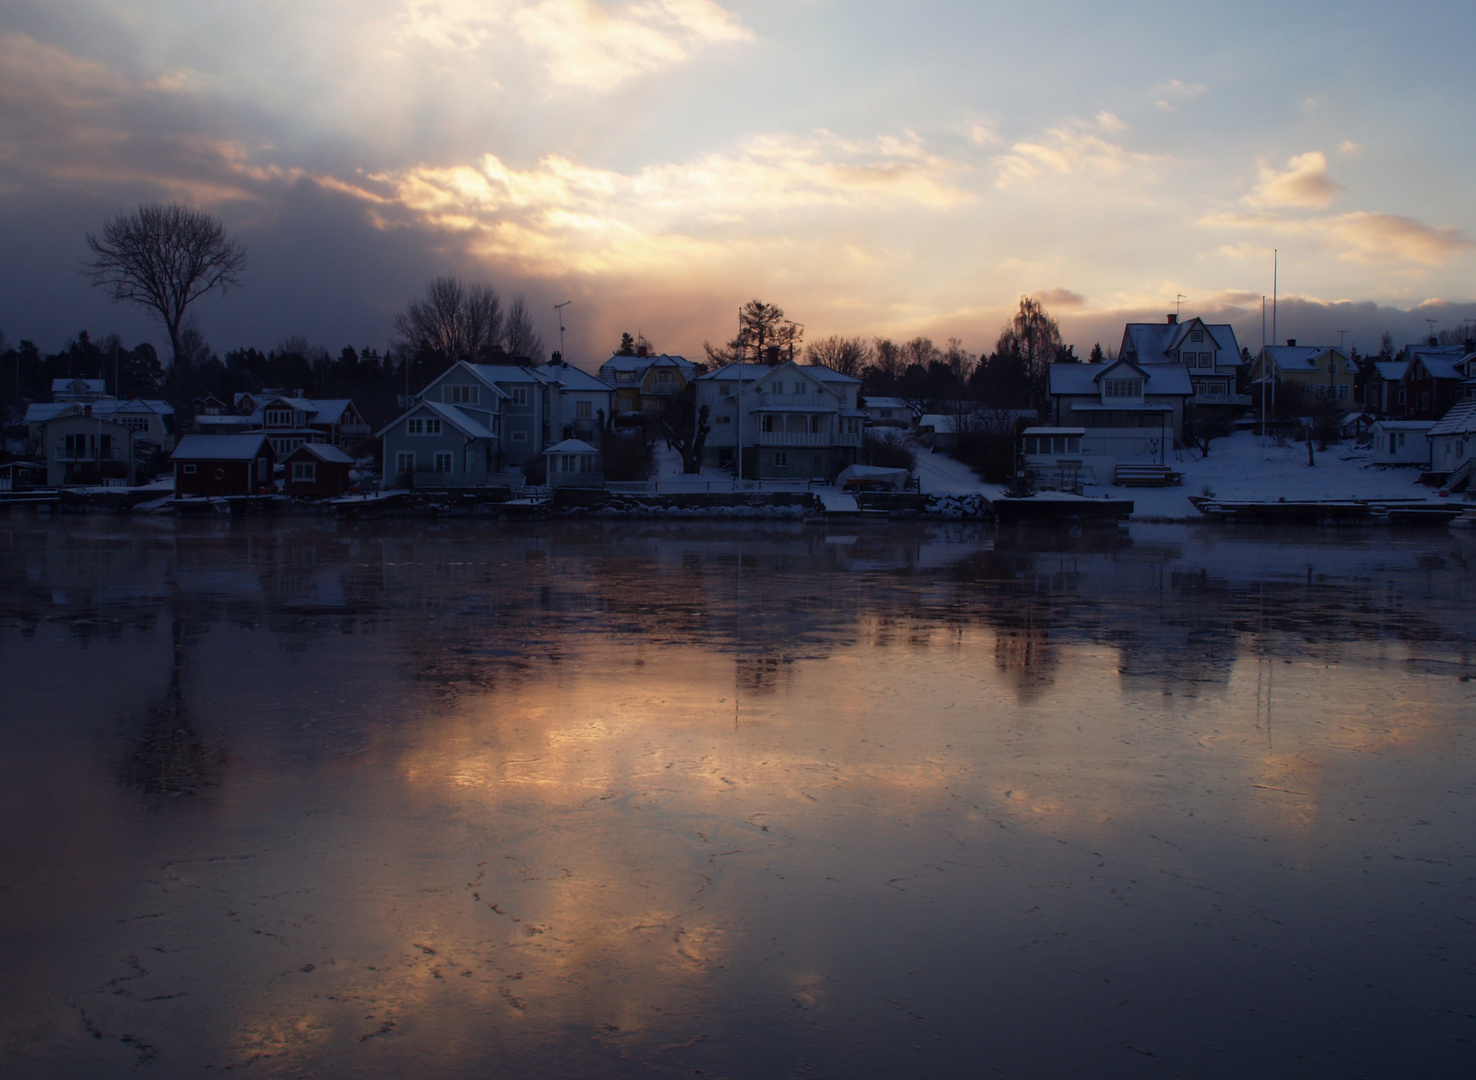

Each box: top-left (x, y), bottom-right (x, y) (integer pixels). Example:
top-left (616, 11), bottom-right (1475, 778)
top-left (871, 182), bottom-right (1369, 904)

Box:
top-left (538, 355), bottom-right (618, 442)
top-left (1046, 358), bottom-right (1192, 479)
top-left (38, 410), bottom-right (135, 486)
top-left (195, 392), bottom-right (370, 452)
top-left (543, 439), bottom-right (603, 488)
top-left (378, 400), bottom-right (499, 489)
top-left (1020, 427), bottom-right (1087, 490)
top-left (51, 377), bottom-right (109, 403)
top-left (172, 433), bottom-right (277, 497)
top-left (25, 397), bottom-right (176, 451)
top-left (1367, 420), bottom-right (1432, 466)
top-left (1400, 344), bottom-right (1470, 419)
top-left (863, 396), bottom-right (910, 428)
top-left (282, 443), bottom-right (356, 498)
top-left (1426, 398), bottom-right (1476, 485)
top-left (597, 349), bottom-right (697, 416)
top-left (1249, 342), bottom-right (1358, 407)
top-left (694, 361), bottom-right (865, 480)
top-left (1119, 314), bottom-right (1247, 411)
top-left (1369, 359), bottom-right (1412, 416)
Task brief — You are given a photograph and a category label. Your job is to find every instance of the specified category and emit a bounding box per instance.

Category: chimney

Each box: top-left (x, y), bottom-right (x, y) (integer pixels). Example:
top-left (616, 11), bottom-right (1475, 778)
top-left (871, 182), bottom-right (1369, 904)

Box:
top-left (1167, 313), bottom-right (1178, 324)
top-left (636, 344), bottom-right (648, 358)
top-left (1428, 336), bottom-right (1439, 347)
top-left (84, 404), bottom-right (92, 417)
top-left (764, 345), bottom-right (781, 365)
top-left (1286, 339), bottom-right (1297, 347)
top-left (550, 351), bottom-right (563, 365)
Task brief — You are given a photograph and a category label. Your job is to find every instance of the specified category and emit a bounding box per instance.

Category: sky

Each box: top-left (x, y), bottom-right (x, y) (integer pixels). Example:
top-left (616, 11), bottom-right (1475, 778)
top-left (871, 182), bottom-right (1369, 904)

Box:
top-left (3, 0), bottom-right (1475, 369)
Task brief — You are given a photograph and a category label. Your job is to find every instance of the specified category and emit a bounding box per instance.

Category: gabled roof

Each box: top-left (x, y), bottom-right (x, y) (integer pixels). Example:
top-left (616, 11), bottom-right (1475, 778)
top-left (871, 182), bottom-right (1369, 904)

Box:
top-left (1121, 318), bottom-right (1240, 364)
top-left (543, 438), bottom-right (599, 455)
top-left (864, 397), bottom-right (906, 409)
top-left (598, 353), bottom-right (696, 376)
top-left (465, 363), bottom-right (554, 387)
top-left (172, 433), bottom-right (272, 460)
top-left (1049, 361), bottom-right (1193, 397)
top-left (1428, 398), bottom-right (1476, 437)
top-left (51, 378), bottom-right (107, 395)
top-left (1373, 360), bottom-right (1411, 380)
top-left (697, 361), bottom-right (860, 386)
top-left (1409, 353), bottom-right (1467, 381)
top-left (1259, 345), bottom-right (1355, 375)
top-left (375, 400), bottom-right (496, 440)
top-left (540, 362), bottom-right (615, 393)
top-left (285, 442), bottom-right (356, 464)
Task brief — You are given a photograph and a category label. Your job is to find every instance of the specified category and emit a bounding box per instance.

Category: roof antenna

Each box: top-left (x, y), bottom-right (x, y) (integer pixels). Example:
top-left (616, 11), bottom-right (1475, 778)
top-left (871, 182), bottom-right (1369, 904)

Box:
top-left (554, 300), bottom-right (572, 359)
top-left (1175, 293), bottom-right (1186, 317)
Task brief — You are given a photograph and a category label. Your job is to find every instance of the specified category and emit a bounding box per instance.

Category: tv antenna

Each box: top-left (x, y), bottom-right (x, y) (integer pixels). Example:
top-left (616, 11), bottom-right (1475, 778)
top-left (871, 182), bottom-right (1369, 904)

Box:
top-left (554, 300), bottom-right (573, 357)
top-left (1175, 293), bottom-right (1186, 316)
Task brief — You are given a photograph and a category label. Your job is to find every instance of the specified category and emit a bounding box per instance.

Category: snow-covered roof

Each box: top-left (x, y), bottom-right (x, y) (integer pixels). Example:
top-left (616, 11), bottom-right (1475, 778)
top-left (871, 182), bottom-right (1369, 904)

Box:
top-left (541, 362), bottom-right (614, 392)
top-left (24, 402), bottom-right (72, 423)
top-left (543, 438), bottom-right (599, 455)
top-left (1260, 345), bottom-right (1355, 374)
top-left (1368, 420), bottom-right (1435, 431)
top-left (1049, 362), bottom-right (1193, 396)
top-left (421, 401), bottom-right (496, 440)
top-left (1373, 360), bottom-right (1410, 380)
top-left (51, 378), bottom-right (107, 395)
top-left (864, 397), bottom-right (906, 409)
top-left (172, 433), bottom-right (272, 460)
top-left (1428, 399), bottom-right (1476, 437)
top-left (195, 415), bottom-right (257, 431)
top-left (1410, 353), bottom-right (1468, 381)
top-left (1121, 318), bottom-right (1240, 364)
top-left (598, 353), bottom-right (695, 376)
top-left (286, 442), bottom-right (355, 464)
top-left (1023, 426), bottom-right (1087, 435)
top-left (465, 363), bottom-right (554, 386)
top-left (698, 362), bottom-right (860, 385)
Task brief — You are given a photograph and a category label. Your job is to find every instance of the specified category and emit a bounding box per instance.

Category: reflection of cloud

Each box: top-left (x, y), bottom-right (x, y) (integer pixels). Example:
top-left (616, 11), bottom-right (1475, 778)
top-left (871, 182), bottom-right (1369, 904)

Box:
top-left (1244, 151), bottom-right (1343, 209)
top-left (994, 121), bottom-right (1158, 189)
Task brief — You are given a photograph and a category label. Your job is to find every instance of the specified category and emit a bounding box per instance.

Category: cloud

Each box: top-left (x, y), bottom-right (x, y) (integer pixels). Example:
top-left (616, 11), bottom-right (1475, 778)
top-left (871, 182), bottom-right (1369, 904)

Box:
top-left (1338, 140), bottom-right (1364, 156)
top-left (1034, 287), bottom-right (1085, 308)
top-left (399, 0), bottom-right (751, 90)
top-left (1154, 78), bottom-right (1207, 111)
top-left (1244, 152), bottom-right (1344, 209)
top-left (993, 121), bottom-right (1159, 190)
top-left (1315, 212), bottom-right (1472, 265)
top-left (360, 130), bottom-right (976, 277)
top-left (1095, 111), bottom-right (1128, 133)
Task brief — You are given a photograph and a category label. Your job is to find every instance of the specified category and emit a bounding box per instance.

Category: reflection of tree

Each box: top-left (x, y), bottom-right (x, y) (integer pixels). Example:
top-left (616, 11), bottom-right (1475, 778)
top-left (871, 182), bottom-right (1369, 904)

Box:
top-left (118, 606), bottom-right (226, 802)
top-left (735, 656), bottom-right (789, 695)
top-left (993, 608), bottom-right (1057, 703)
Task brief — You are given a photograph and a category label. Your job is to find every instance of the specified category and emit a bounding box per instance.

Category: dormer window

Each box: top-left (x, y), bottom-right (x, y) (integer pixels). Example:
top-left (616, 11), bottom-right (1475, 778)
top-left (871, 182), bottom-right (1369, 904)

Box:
top-left (265, 408), bottom-right (294, 427)
top-left (1104, 379), bottom-right (1142, 397)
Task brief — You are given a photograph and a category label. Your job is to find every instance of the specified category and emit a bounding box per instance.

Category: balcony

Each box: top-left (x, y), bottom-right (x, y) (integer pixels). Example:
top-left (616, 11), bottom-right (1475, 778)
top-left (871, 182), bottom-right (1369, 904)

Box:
top-left (756, 429), bottom-right (862, 447)
top-left (1192, 393), bottom-right (1253, 407)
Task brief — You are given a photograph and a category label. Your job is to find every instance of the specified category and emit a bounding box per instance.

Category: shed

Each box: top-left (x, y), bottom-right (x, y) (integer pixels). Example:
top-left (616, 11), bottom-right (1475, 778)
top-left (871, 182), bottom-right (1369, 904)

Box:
top-left (283, 442), bottom-right (356, 497)
top-left (543, 438), bottom-right (603, 488)
top-left (1368, 420), bottom-right (1432, 465)
top-left (836, 464), bottom-right (910, 491)
top-left (172, 433), bottom-right (277, 497)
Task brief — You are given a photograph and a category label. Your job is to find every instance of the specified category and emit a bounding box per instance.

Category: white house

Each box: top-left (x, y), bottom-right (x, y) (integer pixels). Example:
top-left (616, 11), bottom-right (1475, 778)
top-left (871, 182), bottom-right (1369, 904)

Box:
top-left (1368, 420), bottom-right (1432, 466)
top-left (864, 396), bottom-right (909, 427)
top-left (543, 438), bottom-right (603, 488)
top-left (1119, 314), bottom-right (1247, 409)
top-left (694, 361), bottom-right (864, 480)
top-left (1427, 398), bottom-right (1476, 484)
top-left (1046, 358), bottom-right (1192, 480)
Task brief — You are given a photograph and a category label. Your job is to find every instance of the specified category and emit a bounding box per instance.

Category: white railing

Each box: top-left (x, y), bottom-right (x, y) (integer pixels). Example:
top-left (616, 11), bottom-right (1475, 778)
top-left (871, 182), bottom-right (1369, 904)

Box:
top-left (1194, 393), bottom-right (1253, 406)
top-left (756, 430), bottom-right (833, 447)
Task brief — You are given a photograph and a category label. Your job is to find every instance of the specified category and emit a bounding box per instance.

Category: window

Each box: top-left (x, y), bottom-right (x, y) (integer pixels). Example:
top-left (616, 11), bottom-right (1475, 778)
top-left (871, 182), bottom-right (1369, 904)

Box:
top-left (265, 408), bottom-right (293, 427)
top-left (407, 417), bottom-right (442, 436)
top-left (433, 453), bottom-right (453, 473)
top-left (1398, 388), bottom-right (1407, 405)
top-left (654, 370), bottom-right (675, 385)
top-left (510, 431), bottom-right (527, 442)
top-left (773, 451), bottom-right (788, 469)
top-left (396, 452), bottom-right (414, 474)
top-left (1339, 385), bottom-right (1349, 400)
top-left (1103, 379), bottom-right (1142, 397)
top-left (120, 416), bottom-right (150, 432)
top-left (879, 409), bottom-right (893, 418)
top-left (292, 462), bottom-right (316, 482)
top-left (762, 415), bottom-right (775, 433)
top-left (1191, 330), bottom-right (1204, 342)
top-left (511, 387), bottom-right (528, 406)
top-left (577, 400), bottom-right (592, 419)
top-left (182, 464), bottom-right (197, 475)
top-left (446, 385), bottom-right (478, 405)
top-left (716, 415), bottom-right (731, 424)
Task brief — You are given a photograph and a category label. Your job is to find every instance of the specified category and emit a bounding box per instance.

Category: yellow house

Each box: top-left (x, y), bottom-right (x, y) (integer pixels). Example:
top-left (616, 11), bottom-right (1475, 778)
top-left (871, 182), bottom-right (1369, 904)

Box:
top-left (1250, 342), bottom-right (1358, 406)
top-left (597, 350), bottom-right (697, 415)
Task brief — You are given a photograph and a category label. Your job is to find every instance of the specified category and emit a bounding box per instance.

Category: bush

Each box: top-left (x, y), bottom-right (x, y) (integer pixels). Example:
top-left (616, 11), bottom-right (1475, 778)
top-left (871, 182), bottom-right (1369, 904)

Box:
top-left (522, 455), bottom-right (546, 484)
top-left (864, 431), bottom-right (917, 472)
top-left (953, 415), bottom-right (1028, 483)
top-left (600, 429), bottom-right (652, 481)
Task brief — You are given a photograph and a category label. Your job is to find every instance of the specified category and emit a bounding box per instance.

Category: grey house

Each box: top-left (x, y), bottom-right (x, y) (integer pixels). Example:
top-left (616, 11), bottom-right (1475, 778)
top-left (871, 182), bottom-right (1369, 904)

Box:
top-left (378, 401), bottom-right (499, 489)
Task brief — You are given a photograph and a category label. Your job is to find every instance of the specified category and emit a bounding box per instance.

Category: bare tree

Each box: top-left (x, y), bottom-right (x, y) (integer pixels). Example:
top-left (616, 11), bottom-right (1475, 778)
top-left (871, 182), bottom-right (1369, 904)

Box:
top-left (996, 295), bottom-right (1064, 404)
top-left (503, 294), bottom-right (545, 362)
top-left (805, 334), bottom-right (872, 376)
top-left (84, 202), bottom-right (247, 391)
top-left (394, 277), bottom-right (504, 365)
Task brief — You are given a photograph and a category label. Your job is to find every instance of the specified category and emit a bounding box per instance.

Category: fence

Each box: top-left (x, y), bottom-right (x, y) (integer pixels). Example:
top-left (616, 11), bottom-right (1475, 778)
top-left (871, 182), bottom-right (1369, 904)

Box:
top-left (604, 478), bottom-right (822, 495)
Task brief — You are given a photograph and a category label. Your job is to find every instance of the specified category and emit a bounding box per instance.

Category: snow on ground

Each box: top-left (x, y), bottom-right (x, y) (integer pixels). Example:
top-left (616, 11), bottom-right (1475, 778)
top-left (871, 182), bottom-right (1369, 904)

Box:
top-left (913, 448), bottom-right (1004, 498)
top-left (1102, 431), bottom-right (1437, 518)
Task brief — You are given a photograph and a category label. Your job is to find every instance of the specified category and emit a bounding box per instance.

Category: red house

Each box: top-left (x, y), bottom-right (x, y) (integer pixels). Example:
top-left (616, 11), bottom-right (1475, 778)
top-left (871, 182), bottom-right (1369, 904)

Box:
top-left (172, 434), bottom-right (277, 497)
top-left (282, 443), bottom-right (356, 497)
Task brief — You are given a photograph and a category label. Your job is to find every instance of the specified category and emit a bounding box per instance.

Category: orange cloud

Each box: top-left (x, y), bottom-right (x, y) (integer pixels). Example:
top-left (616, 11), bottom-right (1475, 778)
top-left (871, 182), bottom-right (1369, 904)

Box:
top-left (1244, 151), bottom-right (1344, 209)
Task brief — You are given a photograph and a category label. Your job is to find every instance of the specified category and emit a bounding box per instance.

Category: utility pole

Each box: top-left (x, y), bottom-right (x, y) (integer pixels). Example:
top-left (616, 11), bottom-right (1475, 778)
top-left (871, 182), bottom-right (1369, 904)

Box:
top-left (554, 300), bottom-right (572, 359)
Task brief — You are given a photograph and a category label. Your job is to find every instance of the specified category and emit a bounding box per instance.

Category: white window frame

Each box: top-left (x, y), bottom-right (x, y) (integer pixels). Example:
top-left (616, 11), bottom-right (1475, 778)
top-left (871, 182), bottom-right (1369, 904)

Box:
top-left (292, 461), bottom-right (316, 482)
top-left (433, 452), bottom-right (453, 474)
top-left (510, 387), bottom-right (529, 406)
top-left (577, 400), bottom-right (592, 419)
top-left (396, 451), bottom-right (415, 474)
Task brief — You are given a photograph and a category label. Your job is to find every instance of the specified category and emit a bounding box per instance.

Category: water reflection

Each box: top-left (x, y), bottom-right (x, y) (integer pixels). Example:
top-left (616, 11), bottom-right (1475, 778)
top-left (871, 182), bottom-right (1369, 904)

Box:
top-left (0, 517), bottom-right (1474, 1078)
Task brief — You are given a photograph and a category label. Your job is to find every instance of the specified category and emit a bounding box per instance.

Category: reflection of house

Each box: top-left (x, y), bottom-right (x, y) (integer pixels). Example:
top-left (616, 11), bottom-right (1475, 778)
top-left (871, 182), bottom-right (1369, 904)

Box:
top-left (694, 361), bottom-right (864, 480)
top-left (38, 410), bottom-right (135, 486)
top-left (597, 350), bottom-right (696, 415)
top-left (282, 443), bottom-right (356, 497)
top-left (1046, 359), bottom-right (1191, 476)
top-left (1249, 342), bottom-right (1358, 405)
top-left (1368, 420), bottom-right (1432, 465)
top-left (172, 434), bottom-right (277, 497)
top-left (544, 439), bottom-right (603, 487)
top-left (1119, 314), bottom-right (1247, 410)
